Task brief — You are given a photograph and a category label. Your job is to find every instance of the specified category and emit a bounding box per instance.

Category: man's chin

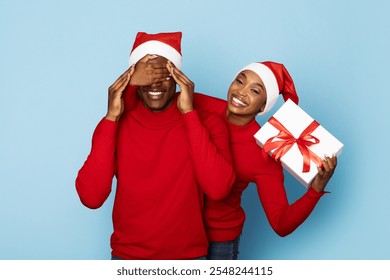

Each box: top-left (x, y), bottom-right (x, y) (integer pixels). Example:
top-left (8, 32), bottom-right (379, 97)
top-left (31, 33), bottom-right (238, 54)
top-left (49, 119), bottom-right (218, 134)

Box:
top-left (143, 100), bottom-right (174, 112)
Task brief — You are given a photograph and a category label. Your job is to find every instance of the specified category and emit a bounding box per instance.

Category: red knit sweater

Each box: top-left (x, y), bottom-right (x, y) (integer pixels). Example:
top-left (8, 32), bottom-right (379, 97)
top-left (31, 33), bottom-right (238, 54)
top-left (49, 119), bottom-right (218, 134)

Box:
top-left (193, 94), bottom-right (325, 242)
top-left (76, 94), bottom-right (235, 259)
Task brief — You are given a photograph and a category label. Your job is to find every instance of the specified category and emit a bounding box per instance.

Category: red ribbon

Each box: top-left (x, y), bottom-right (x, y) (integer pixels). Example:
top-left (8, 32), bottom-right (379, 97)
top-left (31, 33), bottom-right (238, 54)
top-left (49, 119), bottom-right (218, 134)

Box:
top-left (263, 117), bottom-right (322, 173)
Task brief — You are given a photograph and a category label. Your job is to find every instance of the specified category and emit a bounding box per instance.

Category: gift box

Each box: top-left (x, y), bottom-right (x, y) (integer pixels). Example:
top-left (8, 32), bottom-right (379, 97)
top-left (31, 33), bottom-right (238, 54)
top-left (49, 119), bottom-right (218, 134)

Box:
top-left (254, 99), bottom-right (343, 187)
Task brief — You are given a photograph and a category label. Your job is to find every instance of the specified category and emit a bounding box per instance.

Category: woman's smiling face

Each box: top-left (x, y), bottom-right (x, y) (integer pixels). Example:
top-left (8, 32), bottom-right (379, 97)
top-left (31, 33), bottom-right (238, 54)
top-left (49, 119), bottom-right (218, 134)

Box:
top-left (226, 70), bottom-right (267, 125)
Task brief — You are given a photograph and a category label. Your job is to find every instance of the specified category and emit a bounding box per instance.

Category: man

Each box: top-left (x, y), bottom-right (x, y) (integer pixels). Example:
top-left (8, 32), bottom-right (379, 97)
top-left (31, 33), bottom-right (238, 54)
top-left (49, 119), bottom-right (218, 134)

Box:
top-left (75, 32), bottom-right (235, 259)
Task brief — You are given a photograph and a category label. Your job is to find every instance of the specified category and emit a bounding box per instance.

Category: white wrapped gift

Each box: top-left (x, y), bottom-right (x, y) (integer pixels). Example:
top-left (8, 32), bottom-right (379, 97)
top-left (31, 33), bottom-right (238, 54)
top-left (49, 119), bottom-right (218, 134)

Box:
top-left (254, 99), bottom-right (343, 187)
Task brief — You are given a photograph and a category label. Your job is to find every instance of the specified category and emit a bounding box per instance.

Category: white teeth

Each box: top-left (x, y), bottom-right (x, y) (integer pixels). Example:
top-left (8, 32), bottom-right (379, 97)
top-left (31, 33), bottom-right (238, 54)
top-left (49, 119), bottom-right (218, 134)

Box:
top-left (232, 97), bottom-right (247, 107)
top-left (148, 91), bottom-right (163, 96)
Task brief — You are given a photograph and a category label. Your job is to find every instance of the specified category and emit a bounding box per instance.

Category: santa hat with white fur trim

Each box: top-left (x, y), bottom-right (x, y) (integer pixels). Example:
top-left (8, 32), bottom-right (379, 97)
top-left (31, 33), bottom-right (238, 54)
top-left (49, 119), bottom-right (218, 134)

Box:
top-left (129, 32), bottom-right (182, 69)
top-left (238, 61), bottom-right (299, 115)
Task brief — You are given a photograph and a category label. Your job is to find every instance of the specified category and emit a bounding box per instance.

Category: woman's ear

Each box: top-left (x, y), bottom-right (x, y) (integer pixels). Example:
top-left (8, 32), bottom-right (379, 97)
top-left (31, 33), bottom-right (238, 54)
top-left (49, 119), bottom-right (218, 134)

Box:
top-left (259, 102), bottom-right (266, 113)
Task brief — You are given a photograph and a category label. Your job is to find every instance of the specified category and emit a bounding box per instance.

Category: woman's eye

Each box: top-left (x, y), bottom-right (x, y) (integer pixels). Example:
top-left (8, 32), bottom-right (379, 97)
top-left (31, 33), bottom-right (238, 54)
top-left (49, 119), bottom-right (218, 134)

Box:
top-left (235, 78), bottom-right (243, 85)
top-left (252, 89), bottom-right (259, 94)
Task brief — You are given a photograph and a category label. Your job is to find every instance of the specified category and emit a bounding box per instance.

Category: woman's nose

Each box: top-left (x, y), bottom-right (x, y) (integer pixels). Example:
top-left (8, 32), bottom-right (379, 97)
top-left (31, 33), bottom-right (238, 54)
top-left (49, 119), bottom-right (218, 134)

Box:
top-left (237, 88), bottom-right (247, 97)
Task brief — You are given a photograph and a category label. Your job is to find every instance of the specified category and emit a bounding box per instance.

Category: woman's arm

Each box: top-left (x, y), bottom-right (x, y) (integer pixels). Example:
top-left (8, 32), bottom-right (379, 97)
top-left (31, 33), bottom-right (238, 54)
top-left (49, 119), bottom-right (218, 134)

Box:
top-left (255, 156), bottom-right (336, 237)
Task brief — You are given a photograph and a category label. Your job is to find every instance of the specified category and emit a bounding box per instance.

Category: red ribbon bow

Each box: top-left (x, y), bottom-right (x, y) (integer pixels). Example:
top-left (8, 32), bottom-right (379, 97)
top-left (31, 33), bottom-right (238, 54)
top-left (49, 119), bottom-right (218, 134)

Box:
top-left (263, 117), bottom-right (322, 173)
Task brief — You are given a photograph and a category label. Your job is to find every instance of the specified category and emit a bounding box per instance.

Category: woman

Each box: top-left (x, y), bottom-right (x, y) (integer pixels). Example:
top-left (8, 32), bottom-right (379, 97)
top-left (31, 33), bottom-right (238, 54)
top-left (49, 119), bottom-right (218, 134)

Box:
top-left (189, 61), bottom-right (337, 260)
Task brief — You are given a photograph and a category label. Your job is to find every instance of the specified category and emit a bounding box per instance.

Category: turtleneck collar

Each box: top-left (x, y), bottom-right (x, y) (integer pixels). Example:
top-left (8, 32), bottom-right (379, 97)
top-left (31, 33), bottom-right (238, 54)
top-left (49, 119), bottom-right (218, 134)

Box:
top-left (130, 93), bottom-right (182, 129)
top-left (226, 116), bottom-right (260, 143)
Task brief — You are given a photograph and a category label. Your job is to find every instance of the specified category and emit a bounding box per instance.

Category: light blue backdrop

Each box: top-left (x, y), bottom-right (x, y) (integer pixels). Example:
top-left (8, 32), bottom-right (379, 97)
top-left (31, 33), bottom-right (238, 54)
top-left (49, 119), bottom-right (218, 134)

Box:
top-left (1, 0), bottom-right (389, 260)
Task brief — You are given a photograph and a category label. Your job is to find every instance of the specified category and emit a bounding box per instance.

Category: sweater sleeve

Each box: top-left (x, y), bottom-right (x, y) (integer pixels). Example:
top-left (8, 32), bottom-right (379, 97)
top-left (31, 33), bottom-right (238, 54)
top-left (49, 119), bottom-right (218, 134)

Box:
top-left (75, 118), bottom-right (118, 209)
top-left (182, 110), bottom-right (235, 200)
top-left (123, 85), bottom-right (138, 112)
top-left (255, 168), bottom-right (326, 237)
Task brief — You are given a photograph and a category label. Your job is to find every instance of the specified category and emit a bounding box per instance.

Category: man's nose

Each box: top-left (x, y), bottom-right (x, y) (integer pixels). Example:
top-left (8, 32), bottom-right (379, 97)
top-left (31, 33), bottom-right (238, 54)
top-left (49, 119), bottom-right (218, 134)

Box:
top-left (151, 81), bottom-right (162, 88)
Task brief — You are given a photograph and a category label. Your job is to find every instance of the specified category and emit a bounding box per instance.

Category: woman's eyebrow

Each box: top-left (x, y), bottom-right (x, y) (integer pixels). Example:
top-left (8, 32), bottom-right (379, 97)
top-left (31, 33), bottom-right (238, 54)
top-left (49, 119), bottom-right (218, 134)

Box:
top-left (253, 82), bottom-right (265, 90)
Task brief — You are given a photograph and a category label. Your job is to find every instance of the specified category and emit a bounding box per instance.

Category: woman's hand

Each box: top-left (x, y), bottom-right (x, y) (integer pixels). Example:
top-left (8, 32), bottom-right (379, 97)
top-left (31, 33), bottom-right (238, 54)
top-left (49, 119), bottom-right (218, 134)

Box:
top-left (166, 61), bottom-right (194, 114)
top-left (130, 54), bottom-right (171, 86)
top-left (311, 154), bottom-right (338, 192)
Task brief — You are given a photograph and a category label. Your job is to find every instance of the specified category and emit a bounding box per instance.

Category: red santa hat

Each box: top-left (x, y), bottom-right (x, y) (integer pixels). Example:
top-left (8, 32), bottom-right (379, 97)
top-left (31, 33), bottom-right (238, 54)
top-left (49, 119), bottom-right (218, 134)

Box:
top-left (129, 32), bottom-right (182, 69)
top-left (237, 61), bottom-right (299, 115)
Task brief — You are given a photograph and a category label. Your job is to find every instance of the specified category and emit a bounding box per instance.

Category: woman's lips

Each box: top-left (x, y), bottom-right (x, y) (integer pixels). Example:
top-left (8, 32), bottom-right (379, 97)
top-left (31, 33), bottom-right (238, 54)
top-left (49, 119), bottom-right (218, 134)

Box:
top-left (231, 96), bottom-right (248, 107)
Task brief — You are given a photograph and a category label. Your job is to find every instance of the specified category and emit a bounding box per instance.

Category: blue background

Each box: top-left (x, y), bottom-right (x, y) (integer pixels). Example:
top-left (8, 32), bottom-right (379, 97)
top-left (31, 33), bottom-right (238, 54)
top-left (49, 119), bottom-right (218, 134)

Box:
top-left (1, 0), bottom-right (389, 259)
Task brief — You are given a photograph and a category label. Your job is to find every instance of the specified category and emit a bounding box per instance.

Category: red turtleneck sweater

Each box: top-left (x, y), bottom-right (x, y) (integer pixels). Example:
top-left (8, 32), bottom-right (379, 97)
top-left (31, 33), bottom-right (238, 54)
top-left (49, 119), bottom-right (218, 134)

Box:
top-left (193, 94), bottom-right (325, 242)
top-left (76, 94), bottom-right (235, 259)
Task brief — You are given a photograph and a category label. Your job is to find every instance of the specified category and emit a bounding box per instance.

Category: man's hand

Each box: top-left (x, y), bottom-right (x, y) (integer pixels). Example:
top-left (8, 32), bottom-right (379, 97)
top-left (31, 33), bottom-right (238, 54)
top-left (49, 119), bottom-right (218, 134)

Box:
top-left (105, 66), bottom-right (134, 122)
top-left (130, 54), bottom-right (171, 86)
top-left (311, 154), bottom-right (338, 192)
top-left (166, 61), bottom-right (194, 114)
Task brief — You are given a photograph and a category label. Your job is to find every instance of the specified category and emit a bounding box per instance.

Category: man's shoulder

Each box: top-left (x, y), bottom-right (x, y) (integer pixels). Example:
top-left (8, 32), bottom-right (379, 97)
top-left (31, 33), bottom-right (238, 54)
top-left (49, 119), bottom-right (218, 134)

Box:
top-left (193, 92), bottom-right (225, 103)
top-left (195, 107), bottom-right (227, 133)
top-left (193, 92), bottom-right (227, 116)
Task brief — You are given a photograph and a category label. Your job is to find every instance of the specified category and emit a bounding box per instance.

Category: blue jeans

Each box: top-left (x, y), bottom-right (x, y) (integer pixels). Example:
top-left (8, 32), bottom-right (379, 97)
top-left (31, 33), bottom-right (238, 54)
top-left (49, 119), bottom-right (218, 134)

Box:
top-left (207, 235), bottom-right (241, 260)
